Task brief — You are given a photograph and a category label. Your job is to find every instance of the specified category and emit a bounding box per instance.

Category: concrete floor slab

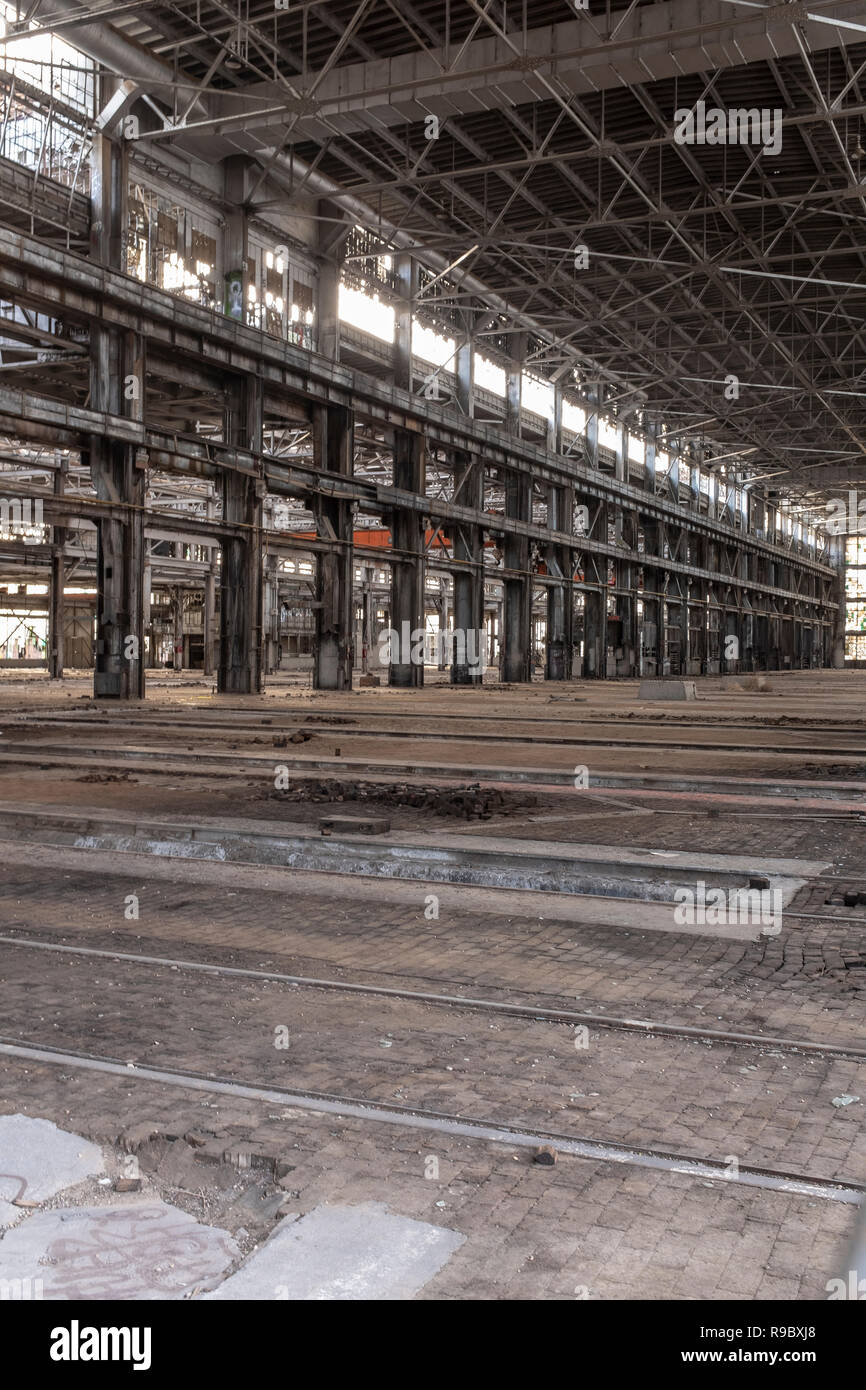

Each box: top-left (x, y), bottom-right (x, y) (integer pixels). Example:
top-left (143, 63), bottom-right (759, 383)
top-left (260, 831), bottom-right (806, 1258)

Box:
top-left (0, 1202), bottom-right (238, 1299)
top-left (0, 1115), bottom-right (104, 1227)
top-left (204, 1202), bottom-right (465, 1300)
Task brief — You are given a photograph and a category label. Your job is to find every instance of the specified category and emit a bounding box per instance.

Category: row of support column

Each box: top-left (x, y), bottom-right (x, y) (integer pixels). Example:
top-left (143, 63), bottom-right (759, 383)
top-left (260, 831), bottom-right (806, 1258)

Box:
top-left (70, 135), bottom-right (838, 699)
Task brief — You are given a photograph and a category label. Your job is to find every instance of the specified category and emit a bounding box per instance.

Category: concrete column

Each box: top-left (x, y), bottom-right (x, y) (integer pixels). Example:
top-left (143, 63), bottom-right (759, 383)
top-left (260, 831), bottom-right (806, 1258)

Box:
top-left (502, 471), bottom-right (532, 683)
top-left (218, 377), bottom-right (264, 693)
top-left (389, 429), bottom-right (425, 688)
top-left (452, 454), bottom-right (484, 685)
top-left (313, 404), bottom-right (355, 689)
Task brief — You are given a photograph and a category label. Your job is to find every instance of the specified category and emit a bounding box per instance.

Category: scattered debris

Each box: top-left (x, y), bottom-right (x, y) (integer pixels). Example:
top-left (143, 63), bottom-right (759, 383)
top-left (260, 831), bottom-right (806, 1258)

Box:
top-left (114, 1176), bottom-right (142, 1193)
top-left (533, 1145), bottom-right (557, 1166)
top-left (273, 730), bottom-right (314, 747)
top-left (75, 770), bottom-right (135, 783)
top-left (270, 777), bottom-right (536, 820)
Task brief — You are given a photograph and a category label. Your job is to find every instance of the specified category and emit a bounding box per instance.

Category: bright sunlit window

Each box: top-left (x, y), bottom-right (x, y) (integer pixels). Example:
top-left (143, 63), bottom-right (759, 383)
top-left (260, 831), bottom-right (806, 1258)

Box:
top-left (339, 283), bottom-right (394, 341)
top-left (412, 320), bottom-right (455, 368)
top-left (522, 373), bottom-right (553, 419)
top-left (562, 399), bottom-right (586, 435)
top-left (0, 4), bottom-right (94, 113)
top-left (474, 354), bottom-right (505, 396)
top-left (599, 417), bottom-right (620, 451)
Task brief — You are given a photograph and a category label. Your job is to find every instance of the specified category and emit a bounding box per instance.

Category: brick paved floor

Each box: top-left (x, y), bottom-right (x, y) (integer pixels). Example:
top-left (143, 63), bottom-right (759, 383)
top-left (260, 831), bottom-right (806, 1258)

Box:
top-left (0, 1057), bottom-right (855, 1301)
top-left (0, 851), bottom-right (862, 1044)
top-left (0, 672), bottom-right (864, 1300)
top-left (1, 932), bottom-right (863, 1183)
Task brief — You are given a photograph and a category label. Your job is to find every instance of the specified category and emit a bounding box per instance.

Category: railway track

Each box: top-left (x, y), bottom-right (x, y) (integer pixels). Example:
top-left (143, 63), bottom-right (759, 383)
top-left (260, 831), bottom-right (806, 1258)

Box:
top-left (19, 706), bottom-right (866, 736)
top-left (1, 933), bottom-right (863, 1060)
top-left (0, 1035), bottom-right (860, 1204)
top-left (2, 723), bottom-right (863, 757)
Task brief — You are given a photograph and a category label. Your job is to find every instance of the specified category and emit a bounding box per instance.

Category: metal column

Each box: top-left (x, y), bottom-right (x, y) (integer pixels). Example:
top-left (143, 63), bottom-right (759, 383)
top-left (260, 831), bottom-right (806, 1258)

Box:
top-left (502, 471), bottom-right (532, 683)
top-left (313, 403), bottom-right (355, 689)
top-left (389, 428), bottom-right (426, 688)
top-left (218, 378), bottom-right (264, 694)
top-left (452, 453), bottom-right (485, 685)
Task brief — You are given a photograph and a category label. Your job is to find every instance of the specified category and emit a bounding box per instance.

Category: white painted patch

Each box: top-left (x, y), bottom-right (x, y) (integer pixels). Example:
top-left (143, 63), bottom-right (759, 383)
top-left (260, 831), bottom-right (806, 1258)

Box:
top-left (205, 1202), bottom-right (465, 1300)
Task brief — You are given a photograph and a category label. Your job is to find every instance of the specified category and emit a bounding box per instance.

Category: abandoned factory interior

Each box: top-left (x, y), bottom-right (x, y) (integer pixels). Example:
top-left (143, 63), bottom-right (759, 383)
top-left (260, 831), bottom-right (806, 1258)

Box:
top-left (0, 0), bottom-right (864, 1329)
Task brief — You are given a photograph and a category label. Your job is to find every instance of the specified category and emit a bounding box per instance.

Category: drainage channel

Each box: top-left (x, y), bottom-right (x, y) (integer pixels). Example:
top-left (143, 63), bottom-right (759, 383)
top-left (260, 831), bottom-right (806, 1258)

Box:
top-left (0, 806), bottom-right (816, 903)
top-left (0, 1039), bottom-right (860, 1204)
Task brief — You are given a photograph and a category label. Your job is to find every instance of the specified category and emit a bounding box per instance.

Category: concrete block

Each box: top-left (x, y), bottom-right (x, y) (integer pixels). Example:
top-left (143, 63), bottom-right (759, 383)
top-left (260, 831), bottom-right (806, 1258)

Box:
top-left (638, 679), bottom-right (697, 701)
top-left (359, 674), bottom-right (381, 687)
top-left (204, 1201), bottom-right (464, 1301)
top-left (319, 815), bottom-right (391, 835)
top-left (0, 1116), bottom-right (105, 1228)
top-left (0, 1202), bottom-right (238, 1298)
